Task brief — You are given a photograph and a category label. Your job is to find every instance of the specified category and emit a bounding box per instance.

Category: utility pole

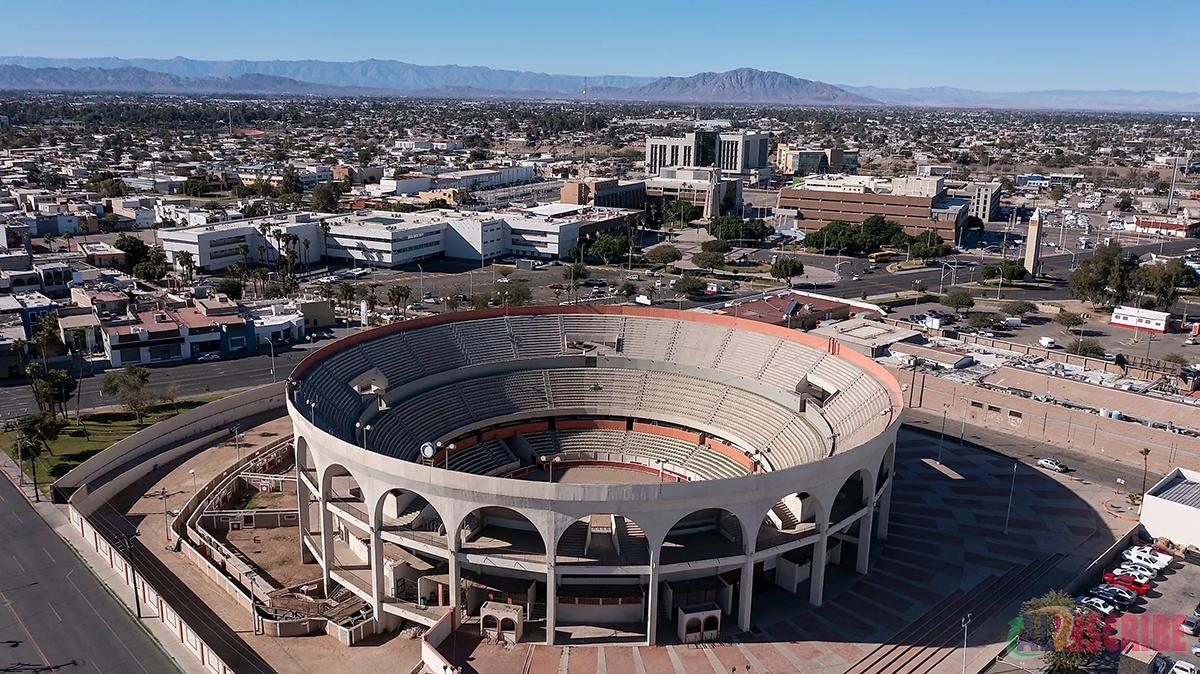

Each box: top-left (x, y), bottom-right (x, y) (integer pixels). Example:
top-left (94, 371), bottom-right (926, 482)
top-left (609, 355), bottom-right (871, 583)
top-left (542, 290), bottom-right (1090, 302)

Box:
top-left (162, 488), bottom-right (170, 542)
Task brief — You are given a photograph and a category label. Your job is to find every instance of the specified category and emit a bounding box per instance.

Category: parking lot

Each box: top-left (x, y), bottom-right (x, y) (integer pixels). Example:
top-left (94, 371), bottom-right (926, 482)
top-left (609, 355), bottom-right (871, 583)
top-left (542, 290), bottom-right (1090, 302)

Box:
top-left (1113, 551), bottom-right (1200, 669)
top-left (885, 300), bottom-right (1200, 365)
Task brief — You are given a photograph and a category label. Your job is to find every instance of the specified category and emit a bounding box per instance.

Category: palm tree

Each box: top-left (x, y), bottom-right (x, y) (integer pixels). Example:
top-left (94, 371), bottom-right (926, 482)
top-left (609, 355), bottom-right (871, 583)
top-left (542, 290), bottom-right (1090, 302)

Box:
top-left (319, 221), bottom-right (331, 259)
top-left (338, 282), bottom-right (356, 314)
top-left (61, 231), bottom-right (74, 252)
top-left (302, 238), bottom-right (311, 272)
top-left (238, 243), bottom-right (250, 269)
top-left (251, 267), bottom-right (269, 298)
top-left (42, 234), bottom-right (57, 252)
top-left (71, 327), bottom-right (86, 424)
top-left (396, 285), bottom-right (412, 319)
top-left (256, 244), bottom-right (267, 268)
top-left (387, 285), bottom-right (404, 320)
top-left (1140, 447), bottom-right (1151, 505)
top-left (176, 250), bottom-right (196, 283)
top-left (643, 284), bottom-right (657, 305)
top-left (228, 261), bottom-right (247, 286)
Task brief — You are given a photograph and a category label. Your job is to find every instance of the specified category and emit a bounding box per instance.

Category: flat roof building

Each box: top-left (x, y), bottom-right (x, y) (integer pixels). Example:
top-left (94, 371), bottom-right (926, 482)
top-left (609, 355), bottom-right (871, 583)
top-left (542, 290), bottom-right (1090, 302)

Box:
top-left (646, 130), bottom-right (771, 183)
top-left (776, 174), bottom-right (967, 243)
top-left (776, 146), bottom-right (859, 176)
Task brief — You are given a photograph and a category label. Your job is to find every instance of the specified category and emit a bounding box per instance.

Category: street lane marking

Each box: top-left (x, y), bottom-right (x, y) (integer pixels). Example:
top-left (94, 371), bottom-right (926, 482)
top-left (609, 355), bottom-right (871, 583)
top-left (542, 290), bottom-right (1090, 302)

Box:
top-left (12, 557), bottom-right (23, 572)
top-left (67, 574), bottom-right (150, 674)
top-left (42, 547), bottom-right (55, 563)
top-left (0, 587), bottom-right (56, 673)
top-left (47, 601), bottom-right (61, 621)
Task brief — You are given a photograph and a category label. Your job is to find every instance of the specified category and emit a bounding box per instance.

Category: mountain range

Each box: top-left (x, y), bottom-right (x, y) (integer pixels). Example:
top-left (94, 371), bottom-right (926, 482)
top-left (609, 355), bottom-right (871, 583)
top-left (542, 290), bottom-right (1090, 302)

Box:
top-left (1, 55), bottom-right (1199, 112)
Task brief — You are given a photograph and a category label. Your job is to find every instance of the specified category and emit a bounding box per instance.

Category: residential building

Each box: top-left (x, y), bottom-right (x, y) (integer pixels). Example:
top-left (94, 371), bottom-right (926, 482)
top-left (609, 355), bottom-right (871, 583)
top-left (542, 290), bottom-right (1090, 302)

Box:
top-left (645, 130), bottom-right (771, 183)
top-left (379, 175), bottom-right (434, 196)
top-left (78, 241), bottom-right (128, 270)
top-left (776, 174), bottom-right (966, 243)
top-left (559, 178), bottom-right (647, 209)
top-left (15, 292), bottom-right (58, 337)
top-left (173, 296), bottom-right (256, 359)
top-left (71, 287), bottom-right (129, 317)
top-left (776, 146), bottom-right (859, 176)
top-left (104, 310), bottom-right (185, 366)
top-left (947, 182), bottom-right (1002, 222)
top-left (34, 261), bottom-right (77, 299)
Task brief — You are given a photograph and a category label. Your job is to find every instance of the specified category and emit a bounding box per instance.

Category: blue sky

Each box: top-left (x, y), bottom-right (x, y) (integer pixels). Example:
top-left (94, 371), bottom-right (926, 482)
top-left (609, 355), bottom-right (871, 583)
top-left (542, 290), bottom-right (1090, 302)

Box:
top-left (5, 0), bottom-right (1198, 91)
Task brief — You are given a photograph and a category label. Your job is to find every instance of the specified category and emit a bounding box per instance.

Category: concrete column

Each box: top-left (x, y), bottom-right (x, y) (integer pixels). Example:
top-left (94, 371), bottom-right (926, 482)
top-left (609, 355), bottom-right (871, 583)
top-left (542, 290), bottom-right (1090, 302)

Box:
top-left (448, 537), bottom-right (462, 623)
top-left (369, 524), bottom-right (384, 624)
top-left (876, 481), bottom-right (892, 541)
top-left (646, 547), bottom-right (661, 645)
top-left (737, 537), bottom-right (757, 632)
top-left (856, 498), bottom-right (874, 575)
top-left (297, 466), bottom-right (313, 563)
top-left (809, 528), bottom-right (828, 607)
top-left (319, 491), bottom-right (334, 591)
top-left (545, 561), bottom-right (557, 646)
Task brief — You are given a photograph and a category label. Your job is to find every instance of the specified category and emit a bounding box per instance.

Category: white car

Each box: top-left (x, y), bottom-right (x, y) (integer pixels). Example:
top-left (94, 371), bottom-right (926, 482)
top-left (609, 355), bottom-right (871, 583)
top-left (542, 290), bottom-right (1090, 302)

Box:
top-left (1191, 643), bottom-right (1200, 656)
top-left (1111, 565), bottom-right (1154, 584)
top-left (1173, 661), bottom-right (1197, 674)
top-left (1124, 546), bottom-right (1171, 570)
top-left (1094, 583), bottom-right (1137, 604)
top-left (851, 274), bottom-right (861, 281)
top-left (1075, 596), bottom-right (1118, 616)
top-left (1037, 457), bottom-right (1068, 473)
top-left (1182, 616), bottom-right (1200, 637)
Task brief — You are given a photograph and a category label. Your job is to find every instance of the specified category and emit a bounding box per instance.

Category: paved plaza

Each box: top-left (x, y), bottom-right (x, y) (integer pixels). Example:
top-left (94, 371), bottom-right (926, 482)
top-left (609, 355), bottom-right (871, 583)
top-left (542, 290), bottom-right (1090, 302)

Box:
top-left (448, 425), bottom-right (1119, 674)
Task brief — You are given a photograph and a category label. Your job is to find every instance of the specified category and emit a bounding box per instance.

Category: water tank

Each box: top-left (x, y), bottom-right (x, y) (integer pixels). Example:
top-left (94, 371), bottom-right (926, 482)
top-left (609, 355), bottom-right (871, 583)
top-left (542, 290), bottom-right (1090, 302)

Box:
top-left (1099, 408), bottom-right (1109, 418)
top-left (1111, 410), bottom-right (1122, 421)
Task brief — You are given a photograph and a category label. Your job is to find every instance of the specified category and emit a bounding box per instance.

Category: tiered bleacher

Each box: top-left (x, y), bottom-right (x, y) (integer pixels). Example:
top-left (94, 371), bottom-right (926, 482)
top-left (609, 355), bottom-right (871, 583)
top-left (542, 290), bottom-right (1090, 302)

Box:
top-left (297, 312), bottom-right (893, 477)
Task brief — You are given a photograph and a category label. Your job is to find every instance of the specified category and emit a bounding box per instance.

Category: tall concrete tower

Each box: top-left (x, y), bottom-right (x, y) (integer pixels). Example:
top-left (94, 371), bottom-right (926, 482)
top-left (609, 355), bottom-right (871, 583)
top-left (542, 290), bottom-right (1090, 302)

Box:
top-left (1024, 208), bottom-right (1044, 276)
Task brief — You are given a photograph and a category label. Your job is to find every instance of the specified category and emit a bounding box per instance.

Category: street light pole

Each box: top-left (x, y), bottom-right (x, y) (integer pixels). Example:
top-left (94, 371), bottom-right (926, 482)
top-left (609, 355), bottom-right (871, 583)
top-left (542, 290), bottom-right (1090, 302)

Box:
top-left (161, 488), bottom-right (170, 542)
top-left (937, 407), bottom-right (947, 464)
top-left (1003, 463), bottom-right (1017, 535)
top-left (961, 614), bottom-right (972, 674)
top-left (189, 469), bottom-right (197, 493)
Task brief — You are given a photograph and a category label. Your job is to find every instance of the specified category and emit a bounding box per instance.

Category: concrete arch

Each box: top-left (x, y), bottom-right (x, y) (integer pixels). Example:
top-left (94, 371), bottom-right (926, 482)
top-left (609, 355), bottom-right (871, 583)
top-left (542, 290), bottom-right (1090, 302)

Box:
top-left (373, 486), bottom-right (447, 535)
top-left (828, 468), bottom-right (873, 528)
top-left (755, 490), bottom-right (824, 551)
top-left (555, 512), bottom-right (651, 563)
top-left (660, 507), bottom-right (745, 566)
top-left (456, 505), bottom-right (547, 556)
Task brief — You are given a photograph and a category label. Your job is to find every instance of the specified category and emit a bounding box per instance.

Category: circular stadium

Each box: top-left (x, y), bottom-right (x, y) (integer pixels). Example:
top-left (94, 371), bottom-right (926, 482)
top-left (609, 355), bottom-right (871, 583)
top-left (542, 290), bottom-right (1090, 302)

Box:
top-left (286, 306), bottom-right (902, 646)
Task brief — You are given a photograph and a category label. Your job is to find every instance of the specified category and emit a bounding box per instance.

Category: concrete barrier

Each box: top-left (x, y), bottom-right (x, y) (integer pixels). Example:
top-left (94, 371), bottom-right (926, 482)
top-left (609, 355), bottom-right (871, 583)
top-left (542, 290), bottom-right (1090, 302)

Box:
top-left (421, 609), bottom-right (456, 674)
top-left (55, 383), bottom-right (287, 504)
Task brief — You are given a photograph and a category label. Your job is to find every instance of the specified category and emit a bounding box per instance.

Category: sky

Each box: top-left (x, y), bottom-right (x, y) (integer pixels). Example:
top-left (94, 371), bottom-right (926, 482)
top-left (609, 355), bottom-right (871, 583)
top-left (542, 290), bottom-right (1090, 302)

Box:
top-left (5, 0), bottom-right (1199, 91)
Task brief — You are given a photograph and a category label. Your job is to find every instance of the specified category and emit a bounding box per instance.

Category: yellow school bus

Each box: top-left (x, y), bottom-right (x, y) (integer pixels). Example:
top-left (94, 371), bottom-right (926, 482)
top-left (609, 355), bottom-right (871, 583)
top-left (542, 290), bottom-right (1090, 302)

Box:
top-left (868, 251), bottom-right (892, 263)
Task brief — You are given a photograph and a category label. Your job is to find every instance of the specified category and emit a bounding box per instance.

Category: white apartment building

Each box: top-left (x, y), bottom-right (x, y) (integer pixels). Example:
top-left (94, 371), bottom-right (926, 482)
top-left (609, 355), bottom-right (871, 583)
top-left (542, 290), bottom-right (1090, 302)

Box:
top-left (159, 212), bottom-right (336, 273)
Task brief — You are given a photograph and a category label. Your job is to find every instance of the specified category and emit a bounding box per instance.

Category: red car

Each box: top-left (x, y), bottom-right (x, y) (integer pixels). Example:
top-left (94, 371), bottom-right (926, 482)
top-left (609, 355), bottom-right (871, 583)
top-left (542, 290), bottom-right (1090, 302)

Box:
top-left (1104, 572), bottom-right (1150, 595)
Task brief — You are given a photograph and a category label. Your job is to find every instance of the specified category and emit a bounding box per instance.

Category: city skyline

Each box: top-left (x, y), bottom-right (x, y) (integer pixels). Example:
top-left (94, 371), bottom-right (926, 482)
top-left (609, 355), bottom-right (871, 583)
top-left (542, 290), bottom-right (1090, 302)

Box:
top-left (5, 0), bottom-right (1199, 92)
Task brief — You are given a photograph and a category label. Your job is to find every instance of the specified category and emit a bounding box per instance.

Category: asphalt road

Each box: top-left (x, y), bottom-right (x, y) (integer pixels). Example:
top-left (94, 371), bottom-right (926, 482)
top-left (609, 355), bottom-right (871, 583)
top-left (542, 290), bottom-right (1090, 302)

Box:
top-left (0, 473), bottom-right (181, 673)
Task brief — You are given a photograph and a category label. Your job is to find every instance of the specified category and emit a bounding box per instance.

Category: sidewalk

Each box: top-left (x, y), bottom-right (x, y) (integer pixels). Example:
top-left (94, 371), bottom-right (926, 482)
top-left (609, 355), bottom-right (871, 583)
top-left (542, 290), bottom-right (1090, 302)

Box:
top-left (0, 448), bottom-right (207, 673)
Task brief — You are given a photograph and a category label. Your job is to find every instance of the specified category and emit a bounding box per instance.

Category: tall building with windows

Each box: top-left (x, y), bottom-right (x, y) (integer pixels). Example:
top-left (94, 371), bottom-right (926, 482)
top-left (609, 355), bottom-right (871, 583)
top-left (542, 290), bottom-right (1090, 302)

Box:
top-left (645, 130), bottom-right (771, 183)
top-left (776, 146), bottom-right (859, 176)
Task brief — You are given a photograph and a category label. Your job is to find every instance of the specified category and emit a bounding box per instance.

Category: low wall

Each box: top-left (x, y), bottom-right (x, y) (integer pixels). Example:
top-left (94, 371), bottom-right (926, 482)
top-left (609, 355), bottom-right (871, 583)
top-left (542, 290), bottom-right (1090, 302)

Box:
top-left (68, 505), bottom-right (239, 674)
top-left (421, 609), bottom-right (456, 674)
top-left (892, 367), bottom-right (1200, 474)
top-left (56, 383), bottom-right (287, 504)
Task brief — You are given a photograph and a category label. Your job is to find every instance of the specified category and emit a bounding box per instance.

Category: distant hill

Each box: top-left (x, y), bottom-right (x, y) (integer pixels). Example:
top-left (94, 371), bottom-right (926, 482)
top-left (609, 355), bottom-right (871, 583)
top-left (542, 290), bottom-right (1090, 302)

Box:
top-left (839, 84), bottom-right (1200, 112)
top-left (0, 56), bottom-right (656, 94)
top-left (604, 68), bottom-right (875, 105)
top-left (0, 65), bottom-right (401, 96)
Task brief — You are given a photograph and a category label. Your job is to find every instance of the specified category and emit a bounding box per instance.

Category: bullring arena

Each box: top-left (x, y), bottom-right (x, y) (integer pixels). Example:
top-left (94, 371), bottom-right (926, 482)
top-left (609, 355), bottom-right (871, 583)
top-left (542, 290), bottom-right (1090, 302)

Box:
top-left (51, 305), bottom-right (1111, 674)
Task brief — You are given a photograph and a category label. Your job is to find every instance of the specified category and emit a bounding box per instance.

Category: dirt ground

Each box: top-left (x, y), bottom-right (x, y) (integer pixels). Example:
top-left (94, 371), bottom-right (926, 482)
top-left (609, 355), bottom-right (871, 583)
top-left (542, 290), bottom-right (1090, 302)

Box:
top-left (216, 526), bottom-right (315, 589)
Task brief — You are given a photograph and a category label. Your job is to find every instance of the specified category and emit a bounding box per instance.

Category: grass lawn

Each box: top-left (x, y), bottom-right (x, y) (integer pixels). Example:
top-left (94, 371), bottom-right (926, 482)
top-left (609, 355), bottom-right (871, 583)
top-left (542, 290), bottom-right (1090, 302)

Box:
top-left (2, 393), bottom-right (231, 487)
top-left (224, 488), bottom-right (293, 510)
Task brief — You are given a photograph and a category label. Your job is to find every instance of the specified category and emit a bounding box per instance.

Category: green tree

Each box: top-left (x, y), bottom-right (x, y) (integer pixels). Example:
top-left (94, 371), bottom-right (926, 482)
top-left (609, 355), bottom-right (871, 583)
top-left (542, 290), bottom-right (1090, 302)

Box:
top-left (706, 215), bottom-right (773, 242)
top-left (470, 293), bottom-right (491, 310)
top-left (1162, 352), bottom-right (1189, 366)
top-left (701, 239), bottom-right (733, 254)
top-left (493, 282), bottom-right (532, 306)
top-left (242, 202), bottom-right (268, 218)
top-left (691, 251), bottom-right (725, 273)
top-left (644, 244), bottom-right (682, 266)
top-left (999, 260), bottom-right (1027, 282)
top-left (101, 364), bottom-right (155, 426)
top-left (562, 263), bottom-right (590, 282)
top-left (1053, 310), bottom-right (1087, 337)
top-left (17, 411), bottom-right (66, 456)
top-left (968, 312), bottom-right (998, 329)
top-left (181, 177), bottom-right (208, 197)
top-left (980, 265), bottom-right (1000, 281)
top-left (770, 258), bottom-right (805, 287)
top-left (590, 234), bottom-right (629, 266)
top-left (428, 198), bottom-right (450, 209)
top-left (1115, 192), bottom-right (1133, 211)
top-left (672, 274), bottom-right (707, 297)
top-left (940, 290), bottom-right (975, 311)
top-left (617, 281), bottom-right (639, 300)
top-left (664, 200), bottom-right (702, 225)
top-left (391, 285), bottom-right (412, 319)
top-left (113, 233), bottom-right (150, 265)
top-left (176, 250), bottom-right (196, 282)
top-left (279, 165), bottom-right (303, 195)
top-left (1065, 338), bottom-right (1105, 358)
top-left (311, 182), bottom-right (340, 212)
top-left (215, 278), bottom-right (243, 300)
top-left (1000, 300), bottom-right (1037, 317)
top-left (1049, 185), bottom-right (1065, 201)
top-left (1138, 258), bottom-right (1197, 309)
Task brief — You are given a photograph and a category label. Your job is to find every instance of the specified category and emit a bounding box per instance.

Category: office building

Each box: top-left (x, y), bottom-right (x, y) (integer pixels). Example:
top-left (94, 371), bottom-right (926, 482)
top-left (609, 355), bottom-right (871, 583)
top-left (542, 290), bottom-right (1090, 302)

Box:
top-left (645, 130), bottom-right (771, 183)
top-left (949, 182), bottom-right (1002, 222)
top-left (776, 175), bottom-right (967, 243)
top-left (776, 146), bottom-right (859, 176)
top-left (560, 178), bottom-right (647, 209)
top-left (645, 167), bottom-right (742, 220)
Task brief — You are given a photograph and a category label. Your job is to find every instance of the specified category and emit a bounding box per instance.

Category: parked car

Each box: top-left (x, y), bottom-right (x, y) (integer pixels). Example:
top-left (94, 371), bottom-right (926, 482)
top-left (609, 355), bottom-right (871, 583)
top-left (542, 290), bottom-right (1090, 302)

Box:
top-left (583, 278), bottom-right (607, 287)
top-left (548, 283), bottom-right (564, 290)
top-left (1103, 572), bottom-right (1150, 594)
top-left (496, 277), bottom-right (511, 284)
top-left (626, 274), bottom-right (640, 281)
top-left (1075, 596), bottom-right (1118, 616)
top-left (1089, 586), bottom-right (1133, 610)
top-left (1173, 661), bottom-right (1197, 674)
top-left (1125, 546), bottom-right (1172, 569)
top-left (1037, 457), bottom-right (1068, 473)
top-left (310, 330), bottom-right (335, 341)
top-left (1191, 643), bottom-right (1200, 656)
top-left (1093, 583), bottom-right (1137, 604)
top-left (1185, 337), bottom-right (1197, 346)
top-left (1182, 616), bottom-right (1200, 637)
top-left (406, 303), bottom-right (424, 311)
top-left (197, 352), bottom-right (221, 363)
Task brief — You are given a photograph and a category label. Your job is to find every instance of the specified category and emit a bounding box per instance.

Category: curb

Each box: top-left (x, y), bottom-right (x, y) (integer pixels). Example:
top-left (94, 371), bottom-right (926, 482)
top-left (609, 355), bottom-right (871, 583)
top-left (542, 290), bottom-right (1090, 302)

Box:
top-left (1102, 498), bottom-right (1141, 522)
